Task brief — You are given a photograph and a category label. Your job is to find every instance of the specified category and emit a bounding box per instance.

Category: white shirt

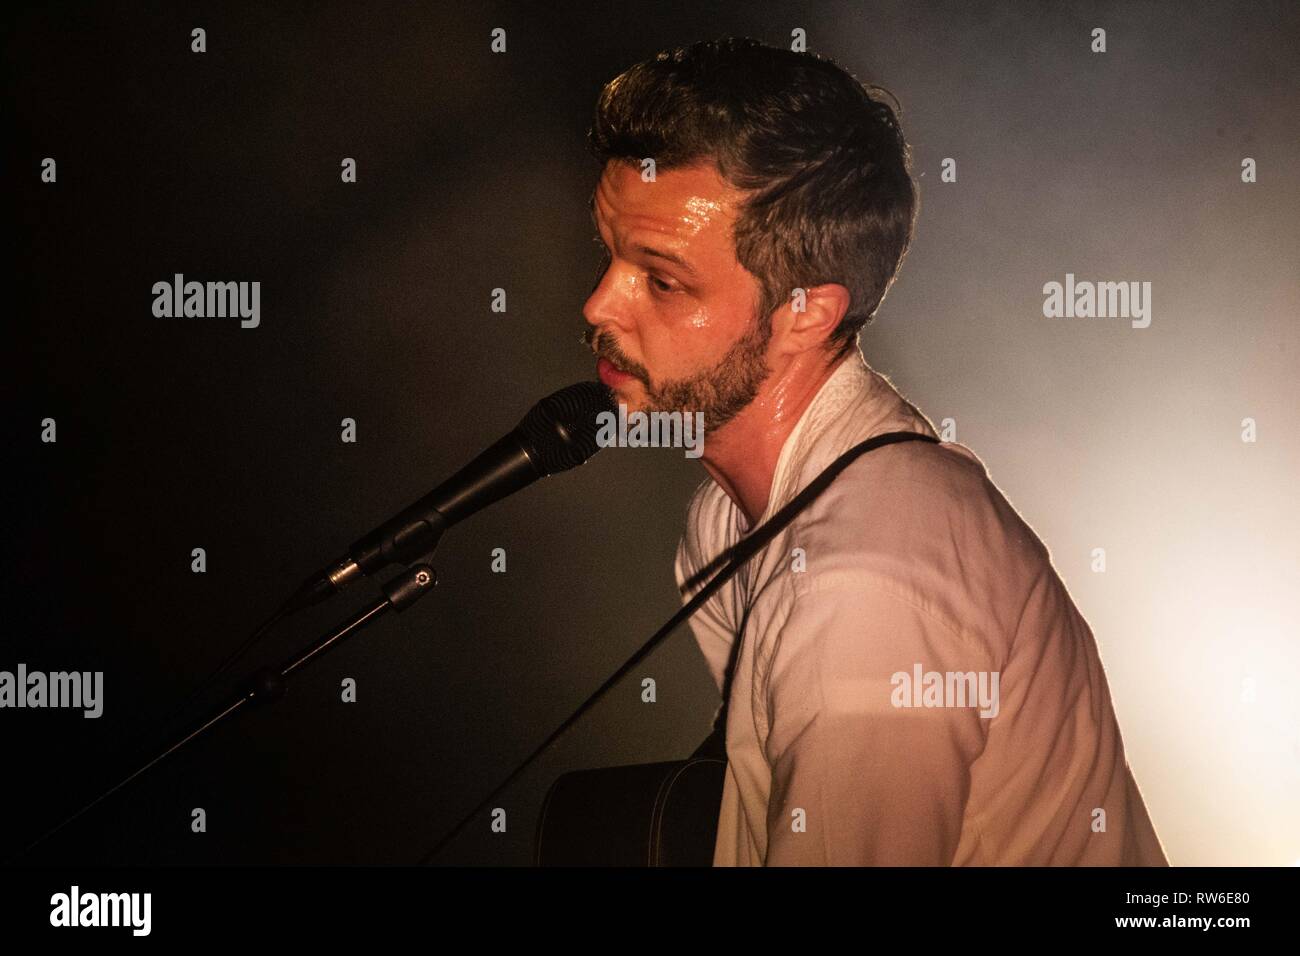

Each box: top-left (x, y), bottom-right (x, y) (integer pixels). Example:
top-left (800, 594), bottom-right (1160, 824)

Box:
top-left (673, 349), bottom-right (1168, 865)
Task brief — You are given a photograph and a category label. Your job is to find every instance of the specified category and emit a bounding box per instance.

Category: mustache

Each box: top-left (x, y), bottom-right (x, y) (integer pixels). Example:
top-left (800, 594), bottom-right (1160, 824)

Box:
top-left (581, 328), bottom-right (649, 384)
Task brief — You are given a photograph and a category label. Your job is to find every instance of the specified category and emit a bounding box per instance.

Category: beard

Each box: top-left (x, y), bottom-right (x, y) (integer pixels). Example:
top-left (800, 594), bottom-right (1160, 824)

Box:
top-left (588, 312), bottom-right (773, 433)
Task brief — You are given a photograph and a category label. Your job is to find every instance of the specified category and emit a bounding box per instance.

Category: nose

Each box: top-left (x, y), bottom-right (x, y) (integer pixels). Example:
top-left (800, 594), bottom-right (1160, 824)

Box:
top-left (582, 260), bottom-right (634, 338)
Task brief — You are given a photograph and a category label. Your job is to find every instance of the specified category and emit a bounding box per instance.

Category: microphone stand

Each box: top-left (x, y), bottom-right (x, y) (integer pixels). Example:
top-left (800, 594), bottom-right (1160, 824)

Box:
top-left (10, 557), bottom-right (439, 863)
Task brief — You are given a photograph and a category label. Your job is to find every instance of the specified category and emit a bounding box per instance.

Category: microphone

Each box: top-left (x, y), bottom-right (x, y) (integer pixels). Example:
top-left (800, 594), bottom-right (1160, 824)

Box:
top-left (282, 380), bottom-right (615, 614)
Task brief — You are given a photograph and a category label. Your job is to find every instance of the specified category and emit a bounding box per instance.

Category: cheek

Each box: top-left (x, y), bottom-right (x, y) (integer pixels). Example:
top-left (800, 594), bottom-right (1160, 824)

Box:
top-left (686, 306), bottom-right (714, 331)
top-left (642, 303), bottom-right (735, 375)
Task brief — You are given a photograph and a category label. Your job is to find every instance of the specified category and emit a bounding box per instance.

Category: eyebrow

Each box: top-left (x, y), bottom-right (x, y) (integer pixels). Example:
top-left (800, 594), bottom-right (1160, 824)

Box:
top-left (636, 244), bottom-right (698, 278)
top-left (588, 192), bottom-right (700, 279)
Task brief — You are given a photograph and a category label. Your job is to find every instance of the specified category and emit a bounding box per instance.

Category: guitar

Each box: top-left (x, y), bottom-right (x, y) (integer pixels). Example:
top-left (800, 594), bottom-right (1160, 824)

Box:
top-left (535, 731), bottom-right (727, 867)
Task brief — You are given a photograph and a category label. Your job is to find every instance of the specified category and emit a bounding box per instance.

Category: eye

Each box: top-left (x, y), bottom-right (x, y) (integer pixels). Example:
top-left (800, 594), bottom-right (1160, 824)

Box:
top-left (648, 275), bottom-right (676, 294)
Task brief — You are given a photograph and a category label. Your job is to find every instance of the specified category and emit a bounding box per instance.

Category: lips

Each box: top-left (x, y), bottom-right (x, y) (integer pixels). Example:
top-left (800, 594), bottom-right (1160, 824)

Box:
top-left (597, 356), bottom-right (635, 388)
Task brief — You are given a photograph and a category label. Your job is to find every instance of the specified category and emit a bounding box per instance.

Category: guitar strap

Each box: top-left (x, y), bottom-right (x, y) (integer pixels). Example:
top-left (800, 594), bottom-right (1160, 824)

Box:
top-left (420, 428), bottom-right (939, 863)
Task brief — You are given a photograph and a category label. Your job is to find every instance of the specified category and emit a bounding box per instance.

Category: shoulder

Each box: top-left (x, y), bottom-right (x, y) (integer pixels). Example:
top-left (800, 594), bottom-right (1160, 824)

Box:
top-left (787, 439), bottom-right (1054, 656)
top-left (806, 438), bottom-right (1046, 562)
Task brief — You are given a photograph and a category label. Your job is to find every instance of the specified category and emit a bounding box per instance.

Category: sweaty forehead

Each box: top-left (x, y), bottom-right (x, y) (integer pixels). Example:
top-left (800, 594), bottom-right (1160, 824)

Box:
top-left (591, 161), bottom-right (740, 240)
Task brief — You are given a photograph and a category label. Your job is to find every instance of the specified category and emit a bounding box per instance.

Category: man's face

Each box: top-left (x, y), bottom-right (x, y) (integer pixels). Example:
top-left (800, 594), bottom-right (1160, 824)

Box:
top-left (582, 160), bottom-right (772, 428)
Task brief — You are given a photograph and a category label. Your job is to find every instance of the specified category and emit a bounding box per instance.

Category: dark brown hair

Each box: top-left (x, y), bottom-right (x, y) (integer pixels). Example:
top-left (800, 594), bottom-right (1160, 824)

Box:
top-left (589, 36), bottom-right (918, 358)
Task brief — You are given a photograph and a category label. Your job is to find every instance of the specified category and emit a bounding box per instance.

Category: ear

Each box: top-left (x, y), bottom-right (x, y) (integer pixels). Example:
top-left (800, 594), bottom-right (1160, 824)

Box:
top-left (772, 282), bottom-right (851, 356)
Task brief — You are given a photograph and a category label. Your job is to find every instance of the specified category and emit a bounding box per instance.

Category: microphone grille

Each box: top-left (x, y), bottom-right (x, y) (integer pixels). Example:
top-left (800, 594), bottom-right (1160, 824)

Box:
top-left (517, 381), bottom-right (616, 474)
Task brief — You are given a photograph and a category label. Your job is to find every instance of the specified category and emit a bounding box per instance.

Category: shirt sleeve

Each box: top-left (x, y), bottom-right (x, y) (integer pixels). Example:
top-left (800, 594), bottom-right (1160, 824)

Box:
top-left (762, 578), bottom-right (995, 865)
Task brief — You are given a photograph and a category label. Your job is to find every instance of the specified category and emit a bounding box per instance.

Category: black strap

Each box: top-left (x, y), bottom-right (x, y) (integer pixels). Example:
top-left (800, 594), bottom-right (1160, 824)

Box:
top-left (418, 429), bottom-right (939, 863)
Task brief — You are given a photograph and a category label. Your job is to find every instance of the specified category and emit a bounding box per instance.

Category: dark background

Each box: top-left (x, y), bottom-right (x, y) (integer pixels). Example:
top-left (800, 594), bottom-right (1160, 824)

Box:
top-left (5, 1), bottom-right (1298, 865)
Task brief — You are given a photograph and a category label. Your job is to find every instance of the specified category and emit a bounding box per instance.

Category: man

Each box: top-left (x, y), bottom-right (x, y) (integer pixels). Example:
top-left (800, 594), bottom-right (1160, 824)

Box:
top-left (582, 37), bottom-right (1167, 866)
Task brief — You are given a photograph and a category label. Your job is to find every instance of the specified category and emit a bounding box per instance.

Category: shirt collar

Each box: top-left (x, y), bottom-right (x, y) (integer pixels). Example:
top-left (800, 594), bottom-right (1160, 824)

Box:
top-left (735, 347), bottom-right (933, 534)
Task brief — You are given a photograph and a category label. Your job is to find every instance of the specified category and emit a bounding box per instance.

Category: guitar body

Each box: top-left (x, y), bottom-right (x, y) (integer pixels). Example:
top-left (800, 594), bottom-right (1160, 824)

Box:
top-left (535, 755), bottom-right (726, 866)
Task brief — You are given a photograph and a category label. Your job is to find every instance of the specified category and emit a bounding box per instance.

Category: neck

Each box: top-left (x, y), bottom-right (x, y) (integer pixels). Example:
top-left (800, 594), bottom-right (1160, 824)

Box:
top-left (701, 349), bottom-right (850, 527)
